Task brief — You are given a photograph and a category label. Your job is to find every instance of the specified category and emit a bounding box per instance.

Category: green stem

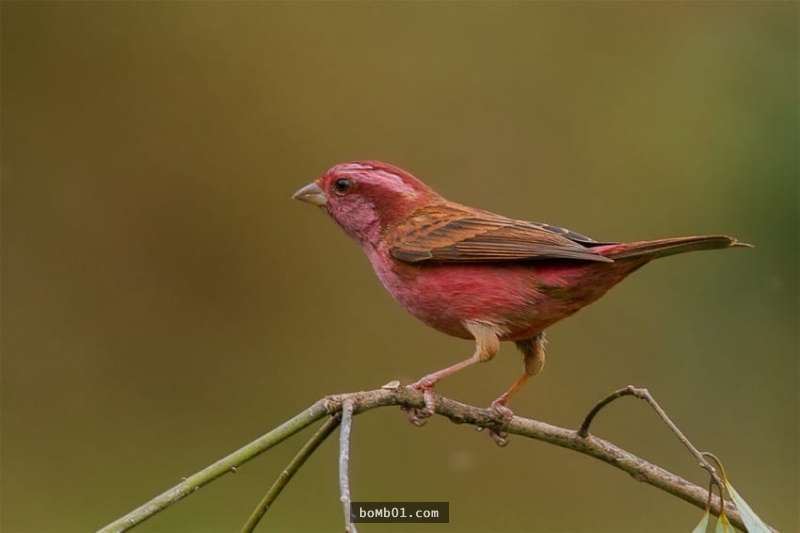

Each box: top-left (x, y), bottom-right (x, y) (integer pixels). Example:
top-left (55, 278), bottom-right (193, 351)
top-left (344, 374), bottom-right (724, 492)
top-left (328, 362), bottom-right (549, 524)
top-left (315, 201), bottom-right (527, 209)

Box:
top-left (240, 416), bottom-right (341, 533)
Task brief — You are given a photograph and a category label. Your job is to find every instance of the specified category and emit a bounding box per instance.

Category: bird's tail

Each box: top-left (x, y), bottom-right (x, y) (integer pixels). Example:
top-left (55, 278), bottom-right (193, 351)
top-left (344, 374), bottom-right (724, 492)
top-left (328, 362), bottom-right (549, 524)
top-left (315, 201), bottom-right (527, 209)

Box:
top-left (595, 235), bottom-right (752, 261)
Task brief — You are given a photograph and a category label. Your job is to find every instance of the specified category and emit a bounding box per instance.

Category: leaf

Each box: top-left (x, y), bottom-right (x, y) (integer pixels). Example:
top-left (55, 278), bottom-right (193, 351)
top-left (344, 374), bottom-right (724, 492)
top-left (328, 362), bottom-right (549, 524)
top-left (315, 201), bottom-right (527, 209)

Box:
top-left (727, 482), bottom-right (771, 533)
top-left (715, 512), bottom-right (733, 533)
top-left (691, 510), bottom-right (711, 533)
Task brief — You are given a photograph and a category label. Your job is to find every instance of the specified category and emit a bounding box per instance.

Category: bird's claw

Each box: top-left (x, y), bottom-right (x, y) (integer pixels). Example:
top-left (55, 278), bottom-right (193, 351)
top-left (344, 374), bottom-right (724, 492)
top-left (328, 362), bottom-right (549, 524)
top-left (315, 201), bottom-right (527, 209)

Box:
top-left (402, 381), bottom-right (437, 426)
top-left (489, 400), bottom-right (515, 422)
top-left (403, 407), bottom-right (430, 426)
top-left (489, 429), bottom-right (509, 447)
top-left (487, 400), bottom-right (514, 447)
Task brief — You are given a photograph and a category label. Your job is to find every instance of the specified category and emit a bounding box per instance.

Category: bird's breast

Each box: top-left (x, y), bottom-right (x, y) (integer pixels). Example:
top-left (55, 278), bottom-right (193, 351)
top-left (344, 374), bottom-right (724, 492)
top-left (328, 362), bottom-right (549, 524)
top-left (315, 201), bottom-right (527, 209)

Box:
top-left (364, 245), bottom-right (548, 340)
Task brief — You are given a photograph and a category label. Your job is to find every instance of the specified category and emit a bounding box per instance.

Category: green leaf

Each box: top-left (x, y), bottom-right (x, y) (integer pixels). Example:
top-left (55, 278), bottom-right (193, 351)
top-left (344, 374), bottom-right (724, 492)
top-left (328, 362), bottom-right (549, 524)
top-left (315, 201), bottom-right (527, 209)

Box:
top-left (715, 513), bottom-right (733, 533)
top-left (726, 481), bottom-right (771, 533)
top-left (691, 510), bottom-right (711, 533)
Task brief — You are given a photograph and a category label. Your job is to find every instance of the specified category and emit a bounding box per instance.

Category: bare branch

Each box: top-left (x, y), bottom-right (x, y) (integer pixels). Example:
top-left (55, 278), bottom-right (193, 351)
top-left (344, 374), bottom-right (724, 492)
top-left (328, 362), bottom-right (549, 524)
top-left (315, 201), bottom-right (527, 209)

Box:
top-left (97, 386), bottom-right (777, 533)
top-left (578, 385), bottom-right (723, 490)
top-left (240, 416), bottom-right (341, 533)
top-left (339, 399), bottom-right (358, 533)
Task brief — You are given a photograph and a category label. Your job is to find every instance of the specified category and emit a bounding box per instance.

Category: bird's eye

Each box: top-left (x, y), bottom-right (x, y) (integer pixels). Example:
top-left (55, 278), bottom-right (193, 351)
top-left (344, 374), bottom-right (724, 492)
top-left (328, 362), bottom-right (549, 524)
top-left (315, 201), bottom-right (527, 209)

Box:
top-left (333, 178), bottom-right (353, 195)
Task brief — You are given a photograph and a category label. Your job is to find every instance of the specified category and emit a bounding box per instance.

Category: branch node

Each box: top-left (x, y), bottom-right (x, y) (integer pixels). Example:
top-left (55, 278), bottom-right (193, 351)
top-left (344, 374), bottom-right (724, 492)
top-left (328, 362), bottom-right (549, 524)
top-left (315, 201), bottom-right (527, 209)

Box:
top-left (323, 395), bottom-right (342, 414)
top-left (381, 380), bottom-right (401, 390)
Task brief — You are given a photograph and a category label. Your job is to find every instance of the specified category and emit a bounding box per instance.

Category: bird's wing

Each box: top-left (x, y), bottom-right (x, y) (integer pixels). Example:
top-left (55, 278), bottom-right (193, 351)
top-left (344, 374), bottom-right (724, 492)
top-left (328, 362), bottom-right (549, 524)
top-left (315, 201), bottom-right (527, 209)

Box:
top-left (386, 204), bottom-right (614, 264)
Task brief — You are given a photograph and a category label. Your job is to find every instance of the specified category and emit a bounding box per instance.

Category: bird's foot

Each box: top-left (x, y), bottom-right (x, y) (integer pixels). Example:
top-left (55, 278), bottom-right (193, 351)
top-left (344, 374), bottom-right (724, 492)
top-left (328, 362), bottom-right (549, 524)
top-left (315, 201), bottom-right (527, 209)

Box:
top-left (402, 378), bottom-right (437, 426)
top-left (490, 399), bottom-right (515, 421)
top-left (486, 399), bottom-right (515, 447)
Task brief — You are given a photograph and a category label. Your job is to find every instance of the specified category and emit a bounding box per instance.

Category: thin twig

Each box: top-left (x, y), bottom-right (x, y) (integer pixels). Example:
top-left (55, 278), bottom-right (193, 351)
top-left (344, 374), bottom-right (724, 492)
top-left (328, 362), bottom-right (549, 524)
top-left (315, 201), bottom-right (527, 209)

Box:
top-left (577, 385), bottom-right (723, 489)
top-left (338, 400), bottom-right (358, 533)
top-left (97, 387), bottom-right (777, 533)
top-left (578, 385), bottom-right (636, 437)
top-left (240, 416), bottom-right (341, 533)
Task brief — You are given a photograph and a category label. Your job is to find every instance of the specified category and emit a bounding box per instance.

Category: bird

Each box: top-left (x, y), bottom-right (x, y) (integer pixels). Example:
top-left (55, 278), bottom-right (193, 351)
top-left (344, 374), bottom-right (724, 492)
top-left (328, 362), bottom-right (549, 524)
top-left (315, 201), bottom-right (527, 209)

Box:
top-left (293, 160), bottom-right (749, 441)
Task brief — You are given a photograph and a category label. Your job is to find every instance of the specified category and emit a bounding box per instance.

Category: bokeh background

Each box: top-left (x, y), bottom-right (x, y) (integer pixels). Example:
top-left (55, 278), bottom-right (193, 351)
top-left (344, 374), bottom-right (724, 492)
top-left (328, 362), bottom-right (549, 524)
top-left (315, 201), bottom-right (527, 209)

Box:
top-left (2, 2), bottom-right (797, 532)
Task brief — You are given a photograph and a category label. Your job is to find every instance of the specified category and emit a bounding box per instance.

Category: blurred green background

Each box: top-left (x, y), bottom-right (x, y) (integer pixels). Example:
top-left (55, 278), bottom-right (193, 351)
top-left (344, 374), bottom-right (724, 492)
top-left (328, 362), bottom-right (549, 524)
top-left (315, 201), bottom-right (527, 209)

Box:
top-left (2, 2), bottom-right (797, 532)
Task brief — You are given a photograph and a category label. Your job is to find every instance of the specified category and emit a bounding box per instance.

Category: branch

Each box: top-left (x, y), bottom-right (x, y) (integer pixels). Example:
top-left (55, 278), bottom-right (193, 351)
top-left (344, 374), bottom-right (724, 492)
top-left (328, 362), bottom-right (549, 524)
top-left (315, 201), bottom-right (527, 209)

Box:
top-left (338, 399), bottom-right (358, 533)
top-left (97, 386), bottom-right (776, 533)
top-left (579, 385), bottom-right (723, 489)
top-left (240, 416), bottom-right (341, 533)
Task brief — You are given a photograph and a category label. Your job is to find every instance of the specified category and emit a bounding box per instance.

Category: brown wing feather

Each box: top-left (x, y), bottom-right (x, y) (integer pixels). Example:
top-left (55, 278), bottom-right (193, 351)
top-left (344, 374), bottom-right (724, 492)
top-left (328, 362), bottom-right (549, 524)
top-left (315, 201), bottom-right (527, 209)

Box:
top-left (386, 204), bottom-right (613, 264)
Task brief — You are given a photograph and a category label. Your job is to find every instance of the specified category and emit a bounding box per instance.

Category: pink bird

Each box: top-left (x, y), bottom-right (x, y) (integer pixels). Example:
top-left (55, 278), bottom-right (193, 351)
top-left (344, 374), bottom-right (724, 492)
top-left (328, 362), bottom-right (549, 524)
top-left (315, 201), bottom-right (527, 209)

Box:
top-left (293, 161), bottom-right (749, 439)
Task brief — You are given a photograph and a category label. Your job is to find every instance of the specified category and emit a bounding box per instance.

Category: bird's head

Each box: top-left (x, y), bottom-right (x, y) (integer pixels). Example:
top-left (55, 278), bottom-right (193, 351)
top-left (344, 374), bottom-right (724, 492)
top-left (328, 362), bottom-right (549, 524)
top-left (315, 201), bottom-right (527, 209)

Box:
top-left (293, 161), bottom-right (439, 244)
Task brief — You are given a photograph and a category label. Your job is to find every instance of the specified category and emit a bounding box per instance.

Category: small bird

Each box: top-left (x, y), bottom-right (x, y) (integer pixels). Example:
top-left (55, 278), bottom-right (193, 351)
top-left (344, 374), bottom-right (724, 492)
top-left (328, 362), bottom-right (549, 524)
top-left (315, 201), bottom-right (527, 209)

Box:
top-left (293, 161), bottom-right (749, 438)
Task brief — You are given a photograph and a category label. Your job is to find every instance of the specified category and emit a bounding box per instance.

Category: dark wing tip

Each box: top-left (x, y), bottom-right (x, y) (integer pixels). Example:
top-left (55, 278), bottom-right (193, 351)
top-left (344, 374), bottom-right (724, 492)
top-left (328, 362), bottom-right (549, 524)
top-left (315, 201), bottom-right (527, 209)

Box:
top-left (570, 251), bottom-right (613, 263)
top-left (709, 235), bottom-right (754, 249)
top-left (538, 223), bottom-right (598, 244)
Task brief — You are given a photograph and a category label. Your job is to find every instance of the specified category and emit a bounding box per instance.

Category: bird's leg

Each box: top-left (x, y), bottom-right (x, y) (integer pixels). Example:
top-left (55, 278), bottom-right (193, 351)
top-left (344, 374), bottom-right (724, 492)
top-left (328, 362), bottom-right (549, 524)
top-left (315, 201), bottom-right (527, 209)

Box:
top-left (487, 332), bottom-right (547, 444)
top-left (404, 321), bottom-right (500, 426)
top-left (491, 332), bottom-right (547, 415)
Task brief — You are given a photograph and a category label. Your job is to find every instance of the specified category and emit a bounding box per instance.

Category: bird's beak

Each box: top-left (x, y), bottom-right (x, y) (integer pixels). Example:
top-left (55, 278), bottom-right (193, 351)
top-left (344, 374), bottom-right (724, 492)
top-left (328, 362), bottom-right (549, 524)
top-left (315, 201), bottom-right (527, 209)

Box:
top-left (292, 182), bottom-right (327, 206)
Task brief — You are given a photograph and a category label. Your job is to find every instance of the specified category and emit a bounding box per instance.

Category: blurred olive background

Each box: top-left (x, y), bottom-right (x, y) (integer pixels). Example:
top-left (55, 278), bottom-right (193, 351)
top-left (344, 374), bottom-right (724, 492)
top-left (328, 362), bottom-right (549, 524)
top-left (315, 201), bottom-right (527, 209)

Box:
top-left (2, 2), bottom-right (797, 532)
